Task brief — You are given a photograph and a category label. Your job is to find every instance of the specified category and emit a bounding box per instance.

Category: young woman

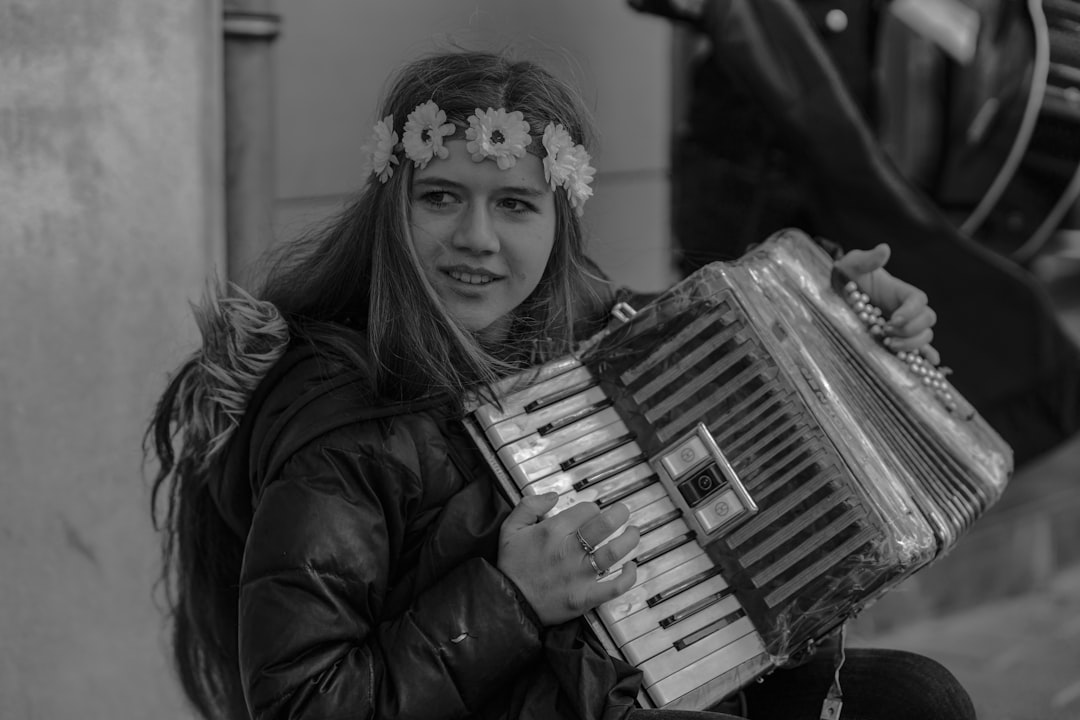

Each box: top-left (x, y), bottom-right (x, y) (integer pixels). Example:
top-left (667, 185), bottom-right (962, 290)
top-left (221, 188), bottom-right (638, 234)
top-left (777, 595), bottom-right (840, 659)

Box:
top-left (147, 51), bottom-right (975, 720)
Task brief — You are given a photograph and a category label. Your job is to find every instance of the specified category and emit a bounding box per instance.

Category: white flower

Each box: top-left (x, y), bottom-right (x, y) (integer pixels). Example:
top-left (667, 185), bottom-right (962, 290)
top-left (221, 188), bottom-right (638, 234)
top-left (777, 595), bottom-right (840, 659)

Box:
top-left (365, 114), bottom-right (399, 183)
top-left (564, 145), bottom-right (595, 213)
top-left (542, 122), bottom-right (594, 215)
top-left (542, 123), bottom-right (576, 189)
top-left (402, 100), bottom-right (456, 169)
top-left (465, 108), bottom-right (532, 170)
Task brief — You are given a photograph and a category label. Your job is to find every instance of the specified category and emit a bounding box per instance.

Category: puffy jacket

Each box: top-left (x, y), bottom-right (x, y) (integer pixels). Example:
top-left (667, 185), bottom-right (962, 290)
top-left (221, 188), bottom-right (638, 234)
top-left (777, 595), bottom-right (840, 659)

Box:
top-left (203, 312), bottom-right (643, 719)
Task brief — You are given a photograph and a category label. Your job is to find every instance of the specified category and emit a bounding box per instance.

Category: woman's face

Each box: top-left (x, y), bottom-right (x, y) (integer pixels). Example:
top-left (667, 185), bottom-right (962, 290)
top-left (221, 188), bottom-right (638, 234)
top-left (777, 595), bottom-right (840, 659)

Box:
top-left (409, 139), bottom-right (557, 340)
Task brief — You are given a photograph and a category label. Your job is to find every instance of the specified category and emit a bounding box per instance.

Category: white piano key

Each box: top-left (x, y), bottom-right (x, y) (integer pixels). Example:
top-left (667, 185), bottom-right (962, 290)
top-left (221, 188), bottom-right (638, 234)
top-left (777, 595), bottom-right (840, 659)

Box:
top-left (597, 549), bottom-right (715, 626)
top-left (646, 629), bottom-right (767, 707)
top-left (497, 407), bottom-right (624, 466)
top-left (628, 495), bottom-right (678, 531)
top-left (640, 617), bottom-right (762, 693)
top-left (628, 541), bottom-right (706, 590)
top-left (609, 574), bottom-right (734, 649)
top-left (575, 479), bottom-right (666, 517)
top-left (631, 516), bottom-right (692, 561)
top-left (513, 424), bottom-right (637, 483)
top-left (486, 386), bottom-right (611, 446)
top-left (515, 443), bottom-right (647, 494)
top-left (545, 463), bottom-right (658, 512)
top-left (652, 651), bottom-right (774, 713)
top-left (474, 364), bottom-right (592, 428)
top-left (621, 589), bottom-right (743, 665)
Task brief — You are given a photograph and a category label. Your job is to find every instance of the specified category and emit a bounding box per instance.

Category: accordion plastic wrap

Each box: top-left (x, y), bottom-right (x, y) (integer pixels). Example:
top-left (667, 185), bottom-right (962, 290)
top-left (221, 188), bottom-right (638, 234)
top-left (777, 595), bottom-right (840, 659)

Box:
top-left (467, 229), bottom-right (1013, 710)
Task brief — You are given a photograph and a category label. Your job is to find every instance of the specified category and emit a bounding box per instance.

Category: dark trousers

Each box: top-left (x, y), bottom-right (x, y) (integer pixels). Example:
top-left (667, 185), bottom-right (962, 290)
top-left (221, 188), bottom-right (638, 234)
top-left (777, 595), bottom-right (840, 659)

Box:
top-left (627, 649), bottom-right (976, 720)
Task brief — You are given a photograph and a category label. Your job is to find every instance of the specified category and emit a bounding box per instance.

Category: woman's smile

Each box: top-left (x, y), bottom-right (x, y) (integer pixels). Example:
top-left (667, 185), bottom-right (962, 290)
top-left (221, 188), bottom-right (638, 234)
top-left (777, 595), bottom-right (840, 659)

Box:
top-left (443, 265), bottom-right (504, 286)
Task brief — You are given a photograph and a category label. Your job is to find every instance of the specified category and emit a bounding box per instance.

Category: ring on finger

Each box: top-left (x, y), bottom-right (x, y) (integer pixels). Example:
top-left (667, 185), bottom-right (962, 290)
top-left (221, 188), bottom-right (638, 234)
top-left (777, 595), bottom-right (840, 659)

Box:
top-left (575, 529), bottom-right (597, 555)
top-left (587, 553), bottom-right (607, 579)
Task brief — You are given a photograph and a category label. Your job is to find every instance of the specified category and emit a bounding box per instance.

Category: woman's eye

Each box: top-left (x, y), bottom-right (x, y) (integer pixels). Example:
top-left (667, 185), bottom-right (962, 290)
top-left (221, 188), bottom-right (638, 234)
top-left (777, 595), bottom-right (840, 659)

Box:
top-left (499, 197), bottom-right (537, 214)
top-left (421, 191), bottom-right (454, 208)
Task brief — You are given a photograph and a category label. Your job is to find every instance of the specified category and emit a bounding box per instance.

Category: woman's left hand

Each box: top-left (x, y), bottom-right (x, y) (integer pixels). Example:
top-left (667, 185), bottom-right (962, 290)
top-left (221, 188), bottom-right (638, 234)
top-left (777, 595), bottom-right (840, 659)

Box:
top-left (833, 243), bottom-right (940, 365)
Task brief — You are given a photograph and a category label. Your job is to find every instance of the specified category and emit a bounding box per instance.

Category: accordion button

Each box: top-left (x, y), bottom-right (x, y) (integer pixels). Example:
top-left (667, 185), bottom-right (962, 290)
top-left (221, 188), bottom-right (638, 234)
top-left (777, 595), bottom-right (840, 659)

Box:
top-left (694, 488), bottom-right (745, 534)
top-left (825, 9), bottom-right (848, 33)
top-left (661, 436), bottom-right (708, 478)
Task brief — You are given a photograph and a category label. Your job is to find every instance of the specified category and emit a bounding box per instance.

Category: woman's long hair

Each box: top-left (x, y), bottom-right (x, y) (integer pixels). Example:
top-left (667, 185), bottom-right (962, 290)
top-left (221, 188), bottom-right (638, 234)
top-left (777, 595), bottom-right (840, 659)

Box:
top-left (147, 50), bottom-right (613, 719)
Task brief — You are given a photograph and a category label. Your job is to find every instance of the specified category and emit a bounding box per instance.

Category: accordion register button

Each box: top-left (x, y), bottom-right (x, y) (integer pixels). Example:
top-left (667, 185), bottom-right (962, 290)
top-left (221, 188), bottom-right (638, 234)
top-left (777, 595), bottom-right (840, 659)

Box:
top-left (661, 436), bottom-right (709, 477)
top-left (677, 464), bottom-right (725, 506)
top-left (693, 488), bottom-right (745, 534)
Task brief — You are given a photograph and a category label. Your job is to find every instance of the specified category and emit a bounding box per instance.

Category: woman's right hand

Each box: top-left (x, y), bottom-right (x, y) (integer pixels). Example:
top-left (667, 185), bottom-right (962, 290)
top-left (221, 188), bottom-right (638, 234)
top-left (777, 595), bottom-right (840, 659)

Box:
top-left (497, 492), bottom-right (640, 626)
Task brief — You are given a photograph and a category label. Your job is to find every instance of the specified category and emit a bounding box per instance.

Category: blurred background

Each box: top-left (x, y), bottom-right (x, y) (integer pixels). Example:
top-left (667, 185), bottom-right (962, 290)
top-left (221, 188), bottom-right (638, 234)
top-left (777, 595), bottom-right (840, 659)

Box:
top-left (1, 1), bottom-right (1078, 718)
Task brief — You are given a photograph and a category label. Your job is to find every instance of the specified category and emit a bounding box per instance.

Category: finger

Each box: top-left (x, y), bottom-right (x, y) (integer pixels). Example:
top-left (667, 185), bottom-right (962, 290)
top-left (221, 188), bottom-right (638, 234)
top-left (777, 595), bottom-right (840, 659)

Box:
top-left (576, 502), bottom-right (631, 549)
top-left (834, 243), bottom-right (890, 279)
top-left (547, 500), bottom-right (601, 533)
top-left (501, 492), bottom-right (559, 535)
top-left (885, 290), bottom-right (930, 333)
top-left (888, 307), bottom-right (936, 338)
top-left (590, 525), bottom-right (641, 574)
top-left (884, 328), bottom-right (934, 353)
top-left (922, 344), bottom-right (941, 366)
top-left (587, 559), bottom-right (638, 605)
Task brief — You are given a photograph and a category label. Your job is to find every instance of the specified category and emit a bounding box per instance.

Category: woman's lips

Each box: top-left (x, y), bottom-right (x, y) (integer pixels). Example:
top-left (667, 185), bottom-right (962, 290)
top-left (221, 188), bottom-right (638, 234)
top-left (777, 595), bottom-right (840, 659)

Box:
top-left (443, 266), bottom-right (502, 285)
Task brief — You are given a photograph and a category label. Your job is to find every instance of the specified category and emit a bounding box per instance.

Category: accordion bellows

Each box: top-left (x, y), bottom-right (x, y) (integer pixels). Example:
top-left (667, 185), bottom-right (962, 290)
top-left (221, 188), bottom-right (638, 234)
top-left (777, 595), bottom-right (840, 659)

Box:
top-left (465, 229), bottom-right (1013, 710)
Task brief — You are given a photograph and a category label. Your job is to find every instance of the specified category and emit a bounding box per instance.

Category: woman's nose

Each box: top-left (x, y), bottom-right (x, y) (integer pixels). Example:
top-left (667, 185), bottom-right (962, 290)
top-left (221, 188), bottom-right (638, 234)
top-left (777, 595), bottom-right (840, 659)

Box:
top-left (452, 205), bottom-right (500, 253)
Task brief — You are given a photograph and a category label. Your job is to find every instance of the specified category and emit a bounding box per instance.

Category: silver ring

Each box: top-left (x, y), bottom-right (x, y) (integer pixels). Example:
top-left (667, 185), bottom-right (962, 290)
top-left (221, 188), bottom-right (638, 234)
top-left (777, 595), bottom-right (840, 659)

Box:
top-left (587, 553), bottom-right (607, 579)
top-left (575, 529), bottom-right (597, 555)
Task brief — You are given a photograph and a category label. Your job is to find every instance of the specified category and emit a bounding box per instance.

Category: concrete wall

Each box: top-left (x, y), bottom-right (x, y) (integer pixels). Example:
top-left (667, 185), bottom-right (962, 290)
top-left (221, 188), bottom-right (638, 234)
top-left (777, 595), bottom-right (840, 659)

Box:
top-left (0, 1), bottom-right (219, 718)
top-left (271, 1), bottom-right (679, 293)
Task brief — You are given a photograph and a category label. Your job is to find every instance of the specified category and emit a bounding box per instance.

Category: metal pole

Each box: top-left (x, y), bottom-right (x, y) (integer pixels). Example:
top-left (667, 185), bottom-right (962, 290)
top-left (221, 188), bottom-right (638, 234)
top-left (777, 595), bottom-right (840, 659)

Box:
top-left (222, 1), bottom-right (281, 287)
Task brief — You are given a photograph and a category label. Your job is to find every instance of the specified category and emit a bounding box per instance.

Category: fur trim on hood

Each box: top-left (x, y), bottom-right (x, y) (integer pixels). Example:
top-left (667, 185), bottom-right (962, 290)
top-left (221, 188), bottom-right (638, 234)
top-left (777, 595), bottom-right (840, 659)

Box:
top-left (173, 284), bottom-right (290, 469)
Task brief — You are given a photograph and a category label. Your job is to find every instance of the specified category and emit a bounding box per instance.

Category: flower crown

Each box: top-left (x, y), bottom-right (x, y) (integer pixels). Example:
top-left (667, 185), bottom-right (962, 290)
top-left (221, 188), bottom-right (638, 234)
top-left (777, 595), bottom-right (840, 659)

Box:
top-left (363, 101), bottom-right (595, 214)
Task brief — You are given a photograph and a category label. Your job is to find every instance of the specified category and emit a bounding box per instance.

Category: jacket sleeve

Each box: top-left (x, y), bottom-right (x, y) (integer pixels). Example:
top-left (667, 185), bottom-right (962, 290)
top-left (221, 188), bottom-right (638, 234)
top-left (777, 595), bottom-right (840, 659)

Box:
top-left (237, 424), bottom-right (544, 720)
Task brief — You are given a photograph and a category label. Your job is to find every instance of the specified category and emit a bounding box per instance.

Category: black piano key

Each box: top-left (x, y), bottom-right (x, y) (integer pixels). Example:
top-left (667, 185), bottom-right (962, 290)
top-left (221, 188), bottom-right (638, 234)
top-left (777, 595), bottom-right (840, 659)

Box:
top-left (572, 454), bottom-right (647, 492)
top-left (659, 588), bottom-right (733, 629)
top-left (647, 566), bottom-right (723, 608)
top-left (524, 378), bottom-right (597, 413)
top-left (673, 609), bottom-right (746, 651)
top-left (635, 531), bottom-right (696, 566)
top-left (560, 433), bottom-right (634, 471)
top-left (637, 509), bottom-right (684, 536)
top-left (537, 398), bottom-right (614, 436)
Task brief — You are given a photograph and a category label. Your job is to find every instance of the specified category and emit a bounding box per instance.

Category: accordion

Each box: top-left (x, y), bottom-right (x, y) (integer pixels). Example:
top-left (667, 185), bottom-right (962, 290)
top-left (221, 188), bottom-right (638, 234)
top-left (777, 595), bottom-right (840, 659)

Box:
top-left (464, 230), bottom-right (1012, 710)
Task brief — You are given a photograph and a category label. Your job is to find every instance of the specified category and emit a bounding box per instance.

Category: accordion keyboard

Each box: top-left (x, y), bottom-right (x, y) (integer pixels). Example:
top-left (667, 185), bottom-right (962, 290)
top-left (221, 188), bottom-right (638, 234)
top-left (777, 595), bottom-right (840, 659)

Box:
top-left (472, 357), bottom-right (771, 706)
